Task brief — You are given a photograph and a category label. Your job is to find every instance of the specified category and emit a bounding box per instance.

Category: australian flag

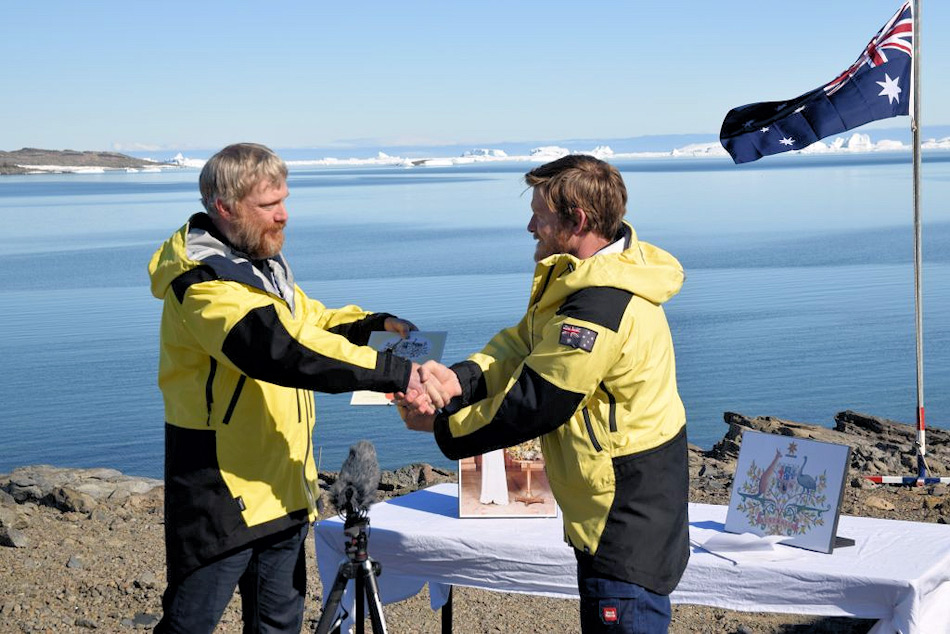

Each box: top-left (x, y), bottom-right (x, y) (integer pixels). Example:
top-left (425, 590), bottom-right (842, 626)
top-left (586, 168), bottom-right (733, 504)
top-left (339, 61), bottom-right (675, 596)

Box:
top-left (720, 2), bottom-right (913, 164)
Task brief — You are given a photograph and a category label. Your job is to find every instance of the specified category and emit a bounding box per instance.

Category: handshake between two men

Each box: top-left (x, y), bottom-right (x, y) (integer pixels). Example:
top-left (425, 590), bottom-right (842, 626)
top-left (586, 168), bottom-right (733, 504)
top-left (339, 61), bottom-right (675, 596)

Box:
top-left (397, 361), bottom-right (461, 432)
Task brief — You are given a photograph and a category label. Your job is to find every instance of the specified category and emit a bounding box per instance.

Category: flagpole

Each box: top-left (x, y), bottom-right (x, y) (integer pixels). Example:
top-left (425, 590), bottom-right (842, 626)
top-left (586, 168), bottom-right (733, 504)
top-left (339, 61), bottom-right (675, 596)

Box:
top-left (864, 0), bottom-right (950, 487)
top-left (911, 0), bottom-right (926, 481)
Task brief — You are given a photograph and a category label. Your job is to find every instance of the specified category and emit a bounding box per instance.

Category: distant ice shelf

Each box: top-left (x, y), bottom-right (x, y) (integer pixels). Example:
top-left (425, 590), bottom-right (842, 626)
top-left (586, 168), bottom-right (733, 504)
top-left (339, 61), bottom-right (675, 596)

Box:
top-left (17, 133), bottom-right (950, 174)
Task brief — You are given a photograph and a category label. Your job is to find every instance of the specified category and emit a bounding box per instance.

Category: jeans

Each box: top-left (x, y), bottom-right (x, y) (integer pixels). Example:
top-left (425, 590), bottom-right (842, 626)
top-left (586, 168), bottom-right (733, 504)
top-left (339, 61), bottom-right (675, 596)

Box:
top-left (155, 523), bottom-right (309, 634)
top-left (576, 550), bottom-right (672, 633)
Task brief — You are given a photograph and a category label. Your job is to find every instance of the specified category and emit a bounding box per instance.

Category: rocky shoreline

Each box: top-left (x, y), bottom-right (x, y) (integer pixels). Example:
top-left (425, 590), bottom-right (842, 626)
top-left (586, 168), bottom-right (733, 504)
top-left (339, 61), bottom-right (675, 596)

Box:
top-left (0, 148), bottom-right (163, 175)
top-left (2, 411), bottom-right (947, 633)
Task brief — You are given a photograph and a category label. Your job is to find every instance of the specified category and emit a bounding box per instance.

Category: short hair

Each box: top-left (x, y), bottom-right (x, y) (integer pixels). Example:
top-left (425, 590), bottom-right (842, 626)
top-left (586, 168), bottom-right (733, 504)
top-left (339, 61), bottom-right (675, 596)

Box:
top-left (199, 143), bottom-right (288, 214)
top-left (524, 155), bottom-right (627, 240)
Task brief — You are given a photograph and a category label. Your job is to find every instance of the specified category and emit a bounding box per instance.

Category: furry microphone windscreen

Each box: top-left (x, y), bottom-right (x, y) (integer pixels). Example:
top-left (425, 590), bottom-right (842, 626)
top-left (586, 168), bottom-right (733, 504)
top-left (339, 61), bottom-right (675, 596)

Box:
top-left (329, 440), bottom-right (380, 516)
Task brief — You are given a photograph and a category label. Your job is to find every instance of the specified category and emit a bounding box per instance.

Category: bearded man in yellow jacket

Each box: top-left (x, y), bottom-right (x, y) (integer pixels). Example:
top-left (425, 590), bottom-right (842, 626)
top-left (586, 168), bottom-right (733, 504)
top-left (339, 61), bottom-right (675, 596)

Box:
top-left (149, 143), bottom-right (428, 633)
top-left (400, 155), bottom-right (690, 634)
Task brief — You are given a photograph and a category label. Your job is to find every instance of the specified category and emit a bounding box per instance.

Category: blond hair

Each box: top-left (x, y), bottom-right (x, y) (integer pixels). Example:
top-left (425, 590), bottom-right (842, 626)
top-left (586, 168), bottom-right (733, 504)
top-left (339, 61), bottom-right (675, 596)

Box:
top-left (200, 143), bottom-right (288, 214)
top-left (524, 155), bottom-right (627, 240)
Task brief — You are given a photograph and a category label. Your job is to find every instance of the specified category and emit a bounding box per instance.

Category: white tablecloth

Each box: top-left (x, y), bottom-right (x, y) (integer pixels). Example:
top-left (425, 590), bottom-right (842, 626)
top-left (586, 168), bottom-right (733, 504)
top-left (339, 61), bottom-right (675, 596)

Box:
top-left (313, 483), bottom-right (950, 634)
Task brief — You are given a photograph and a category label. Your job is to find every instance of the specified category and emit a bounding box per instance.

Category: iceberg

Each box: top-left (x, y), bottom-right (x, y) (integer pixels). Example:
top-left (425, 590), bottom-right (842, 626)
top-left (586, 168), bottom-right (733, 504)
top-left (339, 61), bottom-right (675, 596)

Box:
top-left (462, 148), bottom-right (508, 158)
top-left (670, 143), bottom-right (729, 158)
top-left (529, 146), bottom-right (570, 161)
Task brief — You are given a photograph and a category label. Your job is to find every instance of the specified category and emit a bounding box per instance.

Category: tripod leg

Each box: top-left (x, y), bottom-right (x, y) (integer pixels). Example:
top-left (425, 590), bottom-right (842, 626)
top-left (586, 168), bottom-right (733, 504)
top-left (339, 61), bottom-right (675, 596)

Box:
top-left (441, 585), bottom-right (453, 634)
top-left (361, 560), bottom-right (388, 634)
top-left (355, 571), bottom-right (365, 634)
top-left (315, 566), bottom-right (352, 634)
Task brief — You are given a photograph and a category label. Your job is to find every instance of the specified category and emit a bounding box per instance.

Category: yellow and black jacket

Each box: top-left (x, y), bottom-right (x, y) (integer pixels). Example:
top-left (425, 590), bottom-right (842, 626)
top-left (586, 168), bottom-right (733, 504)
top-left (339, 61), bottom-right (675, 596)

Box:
top-left (435, 223), bottom-right (689, 594)
top-left (149, 213), bottom-right (411, 582)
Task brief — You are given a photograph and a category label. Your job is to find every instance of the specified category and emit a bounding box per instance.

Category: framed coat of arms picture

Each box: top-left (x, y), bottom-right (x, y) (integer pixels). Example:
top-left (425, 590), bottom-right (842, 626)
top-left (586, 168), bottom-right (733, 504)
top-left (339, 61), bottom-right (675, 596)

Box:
top-left (725, 430), bottom-right (852, 553)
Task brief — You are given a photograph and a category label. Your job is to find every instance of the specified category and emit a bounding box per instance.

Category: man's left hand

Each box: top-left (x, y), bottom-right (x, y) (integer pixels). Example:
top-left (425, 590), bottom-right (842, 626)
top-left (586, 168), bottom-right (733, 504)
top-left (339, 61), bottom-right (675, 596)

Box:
top-left (384, 317), bottom-right (417, 338)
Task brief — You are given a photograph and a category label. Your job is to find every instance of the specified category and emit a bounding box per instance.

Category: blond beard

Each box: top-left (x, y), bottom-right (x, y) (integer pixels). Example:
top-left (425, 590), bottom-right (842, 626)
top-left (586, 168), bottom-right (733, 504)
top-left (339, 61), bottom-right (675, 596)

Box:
top-left (533, 228), bottom-right (573, 262)
top-left (229, 215), bottom-right (285, 260)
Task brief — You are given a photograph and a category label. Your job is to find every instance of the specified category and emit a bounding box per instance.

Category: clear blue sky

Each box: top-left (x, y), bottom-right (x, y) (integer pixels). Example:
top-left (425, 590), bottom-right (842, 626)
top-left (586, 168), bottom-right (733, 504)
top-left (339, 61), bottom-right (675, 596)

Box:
top-left (2, 1), bottom-right (947, 152)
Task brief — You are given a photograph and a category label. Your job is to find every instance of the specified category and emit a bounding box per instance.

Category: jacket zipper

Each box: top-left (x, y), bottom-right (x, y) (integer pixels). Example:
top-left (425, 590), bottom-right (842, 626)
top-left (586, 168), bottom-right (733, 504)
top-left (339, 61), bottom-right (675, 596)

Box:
top-left (600, 381), bottom-right (617, 433)
top-left (205, 357), bottom-right (217, 425)
top-left (582, 407), bottom-right (603, 452)
top-left (221, 376), bottom-right (246, 425)
top-left (301, 390), bottom-right (317, 514)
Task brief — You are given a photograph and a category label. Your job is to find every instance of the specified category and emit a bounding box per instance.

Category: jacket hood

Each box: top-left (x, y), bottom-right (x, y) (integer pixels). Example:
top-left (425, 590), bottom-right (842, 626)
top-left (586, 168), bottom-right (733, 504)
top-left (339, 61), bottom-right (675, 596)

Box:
top-left (148, 213), bottom-right (297, 312)
top-left (535, 222), bottom-right (685, 306)
top-left (149, 217), bottom-right (200, 300)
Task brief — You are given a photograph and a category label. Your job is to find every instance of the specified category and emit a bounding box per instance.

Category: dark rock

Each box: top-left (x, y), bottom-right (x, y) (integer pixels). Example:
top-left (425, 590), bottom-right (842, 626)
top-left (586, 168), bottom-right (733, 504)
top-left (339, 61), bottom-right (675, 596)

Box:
top-left (75, 617), bottom-right (98, 629)
top-left (134, 571), bottom-right (158, 589)
top-left (0, 466), bottom-right (161, 511)
top-left (44, 487), bottom-right (97, 513)
top-left (417, 464), bottom-right (435, 484)
top-left (89, 508), bottom-right (111, 522)
top-left (835, 410), bottom-right (889, 434)
top-left (0, 506), bottom-right (16, 528)
top-left (108, 489), bottom-right (132, 504)
top-left (132, 613), bottom-right (159, 628)
top-left (0, 525), bottom-right (30, 548)
top-left (318, 470), bottom-right (338, 487)
top-left (386, 465), bottom-right (424, 491)
top-left (66, 555), bottom-right (84, 569)
top-left (382, 463), bottom-right (455, 492)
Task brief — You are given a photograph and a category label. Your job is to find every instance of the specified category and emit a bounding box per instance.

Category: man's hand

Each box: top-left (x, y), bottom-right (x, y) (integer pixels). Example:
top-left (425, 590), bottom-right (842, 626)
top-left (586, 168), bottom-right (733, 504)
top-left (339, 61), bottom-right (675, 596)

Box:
top-left (418, 361), bottom-right (461, 409)
top-left (394, 362), bottom-right (443, 432)
top-left (402, 362), bottom-right (435, 415)
top-left (396, 391), bottom-right (437, 433)
top-left (384, 316), bottom-right (417, 338)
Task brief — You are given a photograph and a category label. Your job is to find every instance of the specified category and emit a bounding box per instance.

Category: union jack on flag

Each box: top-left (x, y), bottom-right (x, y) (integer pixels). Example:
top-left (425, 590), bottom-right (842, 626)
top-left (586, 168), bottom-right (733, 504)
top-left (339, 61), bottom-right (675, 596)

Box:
top-left (559, 323), bottom-right (597, 352)
top-left (720, 1), bottom-right (914, 164)
top-left (825, 2), bottom-right (913, 95)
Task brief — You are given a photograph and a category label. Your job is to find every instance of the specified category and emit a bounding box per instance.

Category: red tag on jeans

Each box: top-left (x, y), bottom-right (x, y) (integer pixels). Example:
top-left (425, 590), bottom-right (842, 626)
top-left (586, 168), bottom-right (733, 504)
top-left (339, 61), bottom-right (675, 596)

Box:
top-left (602, 606), bottom-right (619, 623)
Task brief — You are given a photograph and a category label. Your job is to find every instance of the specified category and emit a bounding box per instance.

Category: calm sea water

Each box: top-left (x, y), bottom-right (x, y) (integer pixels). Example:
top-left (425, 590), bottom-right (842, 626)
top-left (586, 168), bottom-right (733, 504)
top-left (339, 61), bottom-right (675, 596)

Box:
top-left (1, 154), bottom-right (949, 477)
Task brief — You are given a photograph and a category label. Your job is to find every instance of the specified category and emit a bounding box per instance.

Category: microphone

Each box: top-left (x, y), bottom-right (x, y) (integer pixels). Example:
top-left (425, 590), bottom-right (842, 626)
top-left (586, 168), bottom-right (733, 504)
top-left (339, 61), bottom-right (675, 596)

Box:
top-left (329, 440), bottom-right (380, 519)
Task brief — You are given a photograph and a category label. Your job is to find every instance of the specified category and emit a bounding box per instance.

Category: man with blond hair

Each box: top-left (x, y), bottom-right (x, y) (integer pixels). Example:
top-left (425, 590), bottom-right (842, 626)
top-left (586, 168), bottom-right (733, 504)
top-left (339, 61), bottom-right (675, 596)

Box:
top-left (403, 155), bottom-right (690, 633)
top-left (149, 143), bottom-right (427, 632)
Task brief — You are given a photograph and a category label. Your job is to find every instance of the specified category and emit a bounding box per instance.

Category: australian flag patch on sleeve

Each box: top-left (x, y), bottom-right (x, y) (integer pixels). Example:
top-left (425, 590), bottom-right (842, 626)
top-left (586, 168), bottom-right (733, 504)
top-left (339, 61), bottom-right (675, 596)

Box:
top-left (559, 323), bottom-right (597, 352)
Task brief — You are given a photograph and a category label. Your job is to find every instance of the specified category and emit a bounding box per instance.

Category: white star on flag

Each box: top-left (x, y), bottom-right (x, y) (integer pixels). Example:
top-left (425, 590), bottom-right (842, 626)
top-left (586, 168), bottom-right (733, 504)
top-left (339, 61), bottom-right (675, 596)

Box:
top-left (760, 127), bottom-right (770, 133)
top-left (876, 73), bottom-right (902, 104)
top-left (779, 137), bottom-right (796, 146)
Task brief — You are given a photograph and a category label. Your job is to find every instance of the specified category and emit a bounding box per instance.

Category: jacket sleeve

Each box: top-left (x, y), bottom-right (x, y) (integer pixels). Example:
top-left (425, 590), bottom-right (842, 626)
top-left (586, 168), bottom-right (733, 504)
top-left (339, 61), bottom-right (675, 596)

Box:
top-left (435, 306), bottom-right (623, 459)
top-left (176, 280), bottom-right (411, 394)
top-left (297, 290), bottom-right (395, 346)
top-left (443, 314), bottom-right (531, 413)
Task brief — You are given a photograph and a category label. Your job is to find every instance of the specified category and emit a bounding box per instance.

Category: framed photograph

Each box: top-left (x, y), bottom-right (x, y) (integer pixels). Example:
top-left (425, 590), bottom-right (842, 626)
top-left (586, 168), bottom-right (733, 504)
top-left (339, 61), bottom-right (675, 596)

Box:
top-left (350, 331), bottom-right (447, 405)
top-left (724, 430), bottom-right (852, 553)
top-left (458, 439), bottom-right (558, 518)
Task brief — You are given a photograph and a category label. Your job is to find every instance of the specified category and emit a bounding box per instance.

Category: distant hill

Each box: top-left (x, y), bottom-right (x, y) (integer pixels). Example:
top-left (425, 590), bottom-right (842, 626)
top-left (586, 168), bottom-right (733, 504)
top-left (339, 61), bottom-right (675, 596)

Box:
top-left (0, 148), bottom-right (162, 175)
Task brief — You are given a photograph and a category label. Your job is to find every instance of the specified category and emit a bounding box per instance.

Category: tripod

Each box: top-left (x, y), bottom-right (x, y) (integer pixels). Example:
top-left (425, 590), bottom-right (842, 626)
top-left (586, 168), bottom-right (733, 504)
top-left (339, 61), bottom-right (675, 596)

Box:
top-left (315, 514), bottom-right (387, 634)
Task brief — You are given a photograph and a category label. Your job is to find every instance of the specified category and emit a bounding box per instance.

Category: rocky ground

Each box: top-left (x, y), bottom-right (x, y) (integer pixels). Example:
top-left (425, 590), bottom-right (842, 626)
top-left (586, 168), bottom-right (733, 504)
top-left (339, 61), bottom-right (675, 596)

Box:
top-left (0, 148), bottom-right (162, 174)
top-left (2, 410), bottom-right (948, 633)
